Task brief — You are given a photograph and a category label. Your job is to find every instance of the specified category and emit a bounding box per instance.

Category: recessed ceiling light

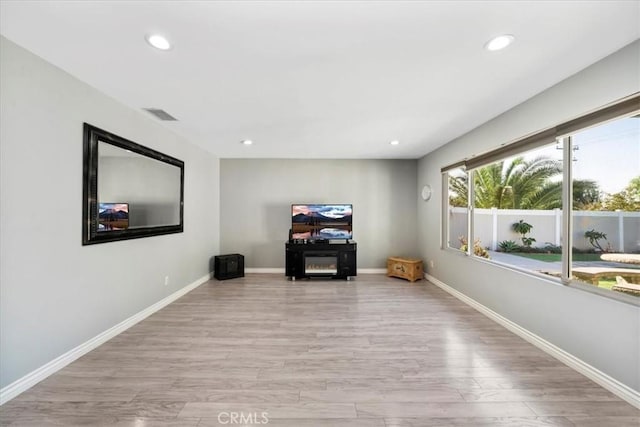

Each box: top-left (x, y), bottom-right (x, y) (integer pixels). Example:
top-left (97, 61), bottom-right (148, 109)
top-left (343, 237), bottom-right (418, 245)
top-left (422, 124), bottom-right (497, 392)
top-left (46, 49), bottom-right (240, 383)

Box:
top-left (390, 140), bottom-right (400, 146)
top-left (485, 34), bottom-right (515, 51)
top-left (145, 34), bottom-right (172, 51)
top-left (241, 140), bottom-right (253, 145)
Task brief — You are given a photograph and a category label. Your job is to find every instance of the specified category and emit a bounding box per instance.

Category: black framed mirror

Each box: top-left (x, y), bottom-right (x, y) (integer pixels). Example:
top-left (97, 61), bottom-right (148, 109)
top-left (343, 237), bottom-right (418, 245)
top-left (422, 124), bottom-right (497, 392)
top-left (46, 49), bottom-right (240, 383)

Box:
top-left (82, 123), bottom-right (184, 245)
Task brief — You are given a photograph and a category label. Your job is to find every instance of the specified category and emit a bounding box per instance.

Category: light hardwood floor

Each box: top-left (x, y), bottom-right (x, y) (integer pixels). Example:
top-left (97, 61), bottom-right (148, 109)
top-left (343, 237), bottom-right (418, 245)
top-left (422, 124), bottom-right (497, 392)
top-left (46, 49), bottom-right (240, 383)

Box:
top-left (1, 274), bottom-right (638, 426)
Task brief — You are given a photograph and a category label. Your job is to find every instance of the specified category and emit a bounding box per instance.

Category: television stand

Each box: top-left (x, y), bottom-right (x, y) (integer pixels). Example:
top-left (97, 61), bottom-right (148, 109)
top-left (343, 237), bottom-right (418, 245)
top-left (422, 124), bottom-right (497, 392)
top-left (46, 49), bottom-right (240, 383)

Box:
top-left (285, 241), bottom-right (357, 280)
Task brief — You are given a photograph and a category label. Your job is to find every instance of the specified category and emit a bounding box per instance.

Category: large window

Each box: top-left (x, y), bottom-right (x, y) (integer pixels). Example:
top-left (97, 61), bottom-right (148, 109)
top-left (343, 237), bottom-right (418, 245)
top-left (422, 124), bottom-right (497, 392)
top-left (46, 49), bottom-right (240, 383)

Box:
top-left (442, 95), bottom-right (639, 300)
top-left (446, 167), bottom-right (468, 250)
top-left (570, 116), bottom-right (640, 293)
top-left (471, 143), bottom-right (564, 267)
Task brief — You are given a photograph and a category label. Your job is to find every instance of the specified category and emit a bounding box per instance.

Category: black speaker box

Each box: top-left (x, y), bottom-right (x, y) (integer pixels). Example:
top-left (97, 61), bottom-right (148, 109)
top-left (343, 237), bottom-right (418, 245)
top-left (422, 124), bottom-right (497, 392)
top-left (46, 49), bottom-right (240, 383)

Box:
top-left (214, 254), bottom-right (245, 280)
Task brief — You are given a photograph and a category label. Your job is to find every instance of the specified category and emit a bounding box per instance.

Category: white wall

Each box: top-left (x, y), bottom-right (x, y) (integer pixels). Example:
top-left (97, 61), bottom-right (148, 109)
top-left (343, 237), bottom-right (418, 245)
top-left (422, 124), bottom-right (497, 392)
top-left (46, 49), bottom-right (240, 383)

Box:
top-left (418, 40), bottom-right (640, 391)
top-left (220, 159), bottom-right (418, 268)
top-left (0, 36), bottom-right (220, 388)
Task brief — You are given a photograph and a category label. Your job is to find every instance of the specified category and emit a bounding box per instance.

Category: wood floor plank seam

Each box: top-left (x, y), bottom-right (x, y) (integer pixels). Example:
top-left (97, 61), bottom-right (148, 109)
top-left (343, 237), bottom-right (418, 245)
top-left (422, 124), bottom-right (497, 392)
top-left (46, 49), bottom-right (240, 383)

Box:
top-left (0, 274), bottom-right (637, 427)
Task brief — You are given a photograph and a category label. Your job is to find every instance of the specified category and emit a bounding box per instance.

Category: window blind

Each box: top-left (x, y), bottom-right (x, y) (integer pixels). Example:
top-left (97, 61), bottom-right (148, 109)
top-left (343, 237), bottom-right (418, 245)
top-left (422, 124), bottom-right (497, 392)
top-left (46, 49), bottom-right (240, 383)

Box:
top-left (441, 92), bottom-right (639, 172)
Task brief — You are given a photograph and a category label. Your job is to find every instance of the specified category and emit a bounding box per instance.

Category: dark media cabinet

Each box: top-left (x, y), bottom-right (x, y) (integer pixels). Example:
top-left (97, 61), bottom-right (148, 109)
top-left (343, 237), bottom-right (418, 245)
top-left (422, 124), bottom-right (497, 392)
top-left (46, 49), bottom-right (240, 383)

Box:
top-left (285, 241), bottom-right (357, 280)
top-left (214, 253), bottom-right (245, 280)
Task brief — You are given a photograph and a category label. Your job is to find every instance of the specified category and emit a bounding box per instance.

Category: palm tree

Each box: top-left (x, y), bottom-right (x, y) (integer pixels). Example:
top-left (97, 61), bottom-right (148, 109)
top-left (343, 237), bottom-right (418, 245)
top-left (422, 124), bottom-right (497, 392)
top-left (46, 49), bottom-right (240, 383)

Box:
top-left (448, 156), bottom-right (600, 209)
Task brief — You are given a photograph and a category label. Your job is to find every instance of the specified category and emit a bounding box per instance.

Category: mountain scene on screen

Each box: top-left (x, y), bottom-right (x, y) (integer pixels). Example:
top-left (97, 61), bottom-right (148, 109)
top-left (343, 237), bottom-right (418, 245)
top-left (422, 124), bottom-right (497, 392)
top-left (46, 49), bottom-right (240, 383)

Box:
top-left (98, 208), bottom-right (129, 220)
top-left (291, 204), bottom-right (352, 239)
top-left (98, 203), bottom-right (129, 231)
top-left (292, 204), bottom-right (352, 224)
top-left (318, 228), bottom-right (352, 238)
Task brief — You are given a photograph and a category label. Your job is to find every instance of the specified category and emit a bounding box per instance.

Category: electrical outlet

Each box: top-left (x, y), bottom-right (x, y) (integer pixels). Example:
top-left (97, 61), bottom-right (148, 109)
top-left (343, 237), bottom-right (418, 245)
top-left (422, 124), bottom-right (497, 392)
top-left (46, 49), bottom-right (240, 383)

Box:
top-left (164, 276), bottom-right (169, 286)
top-left (429, 260), bottom-right (435, 268)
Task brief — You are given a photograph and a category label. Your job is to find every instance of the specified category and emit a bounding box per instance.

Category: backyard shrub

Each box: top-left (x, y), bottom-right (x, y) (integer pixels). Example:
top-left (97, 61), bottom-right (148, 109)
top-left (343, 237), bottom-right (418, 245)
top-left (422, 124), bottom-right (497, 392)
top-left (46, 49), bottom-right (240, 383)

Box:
top-left (512, 220), bottom-right (536, 249)
top-left (459, 237), bottom-right (490, 259)
top-left (542, 243), bottom-right (562, 254)
top-left (584, 229), bottom-right (608, 252)
top-left (498, 240), bottom-right (519, 253)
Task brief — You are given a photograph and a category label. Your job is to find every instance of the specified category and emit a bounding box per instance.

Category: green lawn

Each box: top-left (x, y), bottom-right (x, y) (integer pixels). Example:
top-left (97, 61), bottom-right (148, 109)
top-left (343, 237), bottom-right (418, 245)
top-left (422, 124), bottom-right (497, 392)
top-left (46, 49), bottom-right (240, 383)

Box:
top-left (507, 252), bottom-right (637, 292)
top-left (510, 253), bottom-right (603, 262)
top-left (597, 279), bottom-right (615, 291)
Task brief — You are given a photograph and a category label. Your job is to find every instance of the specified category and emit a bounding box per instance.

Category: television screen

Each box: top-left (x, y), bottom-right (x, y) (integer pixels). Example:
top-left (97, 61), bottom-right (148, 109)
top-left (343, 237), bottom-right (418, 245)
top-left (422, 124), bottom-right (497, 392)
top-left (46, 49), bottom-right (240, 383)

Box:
top-left (292, 204), bottom-right (352, 240)
top-left (98, 203), bottom-right (129, 231)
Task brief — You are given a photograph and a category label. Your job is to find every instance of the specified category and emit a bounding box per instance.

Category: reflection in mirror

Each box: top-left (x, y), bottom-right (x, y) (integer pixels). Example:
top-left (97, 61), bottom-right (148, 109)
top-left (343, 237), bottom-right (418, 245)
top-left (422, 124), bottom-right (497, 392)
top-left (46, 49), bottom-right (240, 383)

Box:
top-left (83, 124), bottom-right (184, 245)
top-left (98, 142), bottom-right (181, 229)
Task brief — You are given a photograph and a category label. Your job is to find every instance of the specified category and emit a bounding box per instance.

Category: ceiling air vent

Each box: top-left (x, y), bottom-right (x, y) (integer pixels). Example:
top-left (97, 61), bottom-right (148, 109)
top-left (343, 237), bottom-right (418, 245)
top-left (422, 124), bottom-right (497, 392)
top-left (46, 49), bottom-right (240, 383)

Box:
top-left (143, 108), bottom-right (178, 121)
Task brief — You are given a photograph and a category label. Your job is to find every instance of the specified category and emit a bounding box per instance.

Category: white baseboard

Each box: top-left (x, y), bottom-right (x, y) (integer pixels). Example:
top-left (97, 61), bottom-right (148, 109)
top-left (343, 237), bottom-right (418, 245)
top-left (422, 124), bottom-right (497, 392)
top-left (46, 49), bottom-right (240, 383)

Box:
top-left (425, 273), bottom-right (640, 409)
top-left (0, 273), bottom-right (210, 406)
top-left (245, 268), bottom-right (386, 274)
top-left (245, 268), bottom-right (285, 274)
top-left (358, 268), bottom-right (387, 274)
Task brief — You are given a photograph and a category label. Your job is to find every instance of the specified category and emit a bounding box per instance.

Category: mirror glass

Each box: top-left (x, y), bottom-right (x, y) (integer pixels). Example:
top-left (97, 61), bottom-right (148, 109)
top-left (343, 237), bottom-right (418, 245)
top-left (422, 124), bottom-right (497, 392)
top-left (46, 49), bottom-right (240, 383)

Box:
top-left (83, 124), bottom-right (184, 244)
top-left (97, 142), bottom-right (181, 229)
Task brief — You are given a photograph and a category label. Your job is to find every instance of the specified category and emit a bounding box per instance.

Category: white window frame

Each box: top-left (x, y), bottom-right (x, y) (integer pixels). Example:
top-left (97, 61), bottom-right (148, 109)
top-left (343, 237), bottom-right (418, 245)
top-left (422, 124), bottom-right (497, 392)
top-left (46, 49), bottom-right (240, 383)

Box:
top-left (439, 94), bottom-right (640, 304)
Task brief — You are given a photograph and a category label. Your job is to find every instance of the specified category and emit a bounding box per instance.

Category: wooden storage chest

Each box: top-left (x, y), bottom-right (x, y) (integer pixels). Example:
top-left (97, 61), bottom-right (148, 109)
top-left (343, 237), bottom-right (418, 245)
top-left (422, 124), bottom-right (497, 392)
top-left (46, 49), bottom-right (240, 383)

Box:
top-left (387, 257), bottom-right (423, 282)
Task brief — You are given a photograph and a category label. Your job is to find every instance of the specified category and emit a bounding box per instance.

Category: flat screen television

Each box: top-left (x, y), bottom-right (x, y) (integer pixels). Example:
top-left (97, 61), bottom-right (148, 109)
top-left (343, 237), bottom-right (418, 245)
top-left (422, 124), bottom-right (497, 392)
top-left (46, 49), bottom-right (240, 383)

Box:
top-left (291, 204), bottom-right (352, 240)
top-left (98, 203), bottom-right (129, 231)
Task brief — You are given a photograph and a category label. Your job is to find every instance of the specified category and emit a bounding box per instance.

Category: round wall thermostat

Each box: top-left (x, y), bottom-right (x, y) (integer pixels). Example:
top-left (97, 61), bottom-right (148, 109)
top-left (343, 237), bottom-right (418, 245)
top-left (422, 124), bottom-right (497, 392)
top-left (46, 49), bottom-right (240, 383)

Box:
top-left (421, 185), bottom-right (432, 201)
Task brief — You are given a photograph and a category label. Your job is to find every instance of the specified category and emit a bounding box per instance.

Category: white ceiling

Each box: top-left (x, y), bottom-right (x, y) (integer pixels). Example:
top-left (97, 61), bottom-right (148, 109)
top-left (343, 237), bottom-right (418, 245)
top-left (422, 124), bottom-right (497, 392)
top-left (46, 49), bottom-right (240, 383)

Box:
top-left (1, 1), bottom-right (638, 159)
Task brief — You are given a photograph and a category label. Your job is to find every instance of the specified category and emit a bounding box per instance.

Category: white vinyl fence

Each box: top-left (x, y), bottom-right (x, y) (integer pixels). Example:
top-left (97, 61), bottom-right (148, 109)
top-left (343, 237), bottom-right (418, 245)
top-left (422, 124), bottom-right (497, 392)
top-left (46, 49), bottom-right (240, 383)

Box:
top-left (449, 207), bottom-right (640, 253)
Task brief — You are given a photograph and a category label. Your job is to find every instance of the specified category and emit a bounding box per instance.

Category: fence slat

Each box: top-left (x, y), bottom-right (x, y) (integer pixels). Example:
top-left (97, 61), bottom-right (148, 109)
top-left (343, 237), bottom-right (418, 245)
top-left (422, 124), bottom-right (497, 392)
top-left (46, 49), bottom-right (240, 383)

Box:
top-left (450, 209), bottom-right (639, 252)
